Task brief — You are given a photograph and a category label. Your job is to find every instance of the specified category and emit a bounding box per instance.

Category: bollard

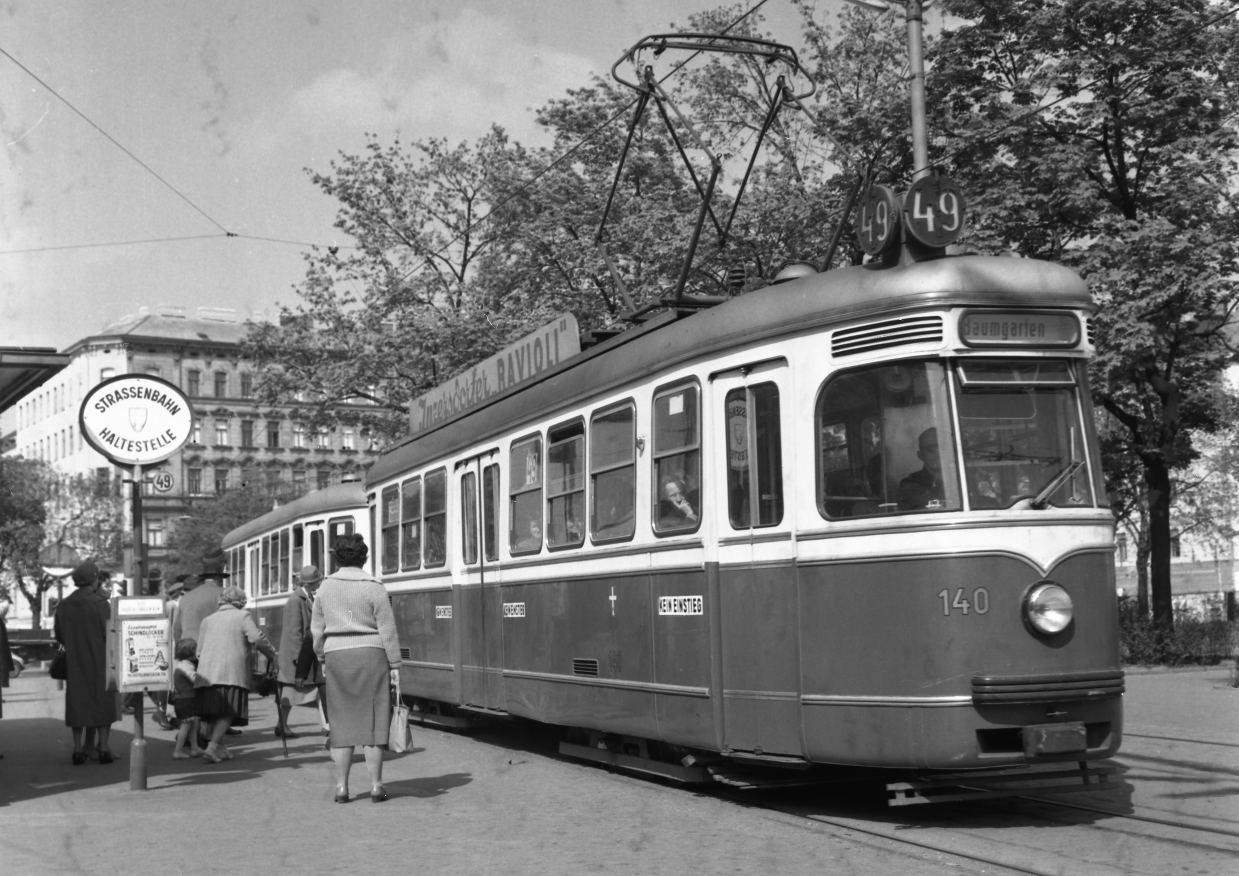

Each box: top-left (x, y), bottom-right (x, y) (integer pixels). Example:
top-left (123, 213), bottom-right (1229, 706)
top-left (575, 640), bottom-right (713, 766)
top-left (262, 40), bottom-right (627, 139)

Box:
top-left (130, 702), bottom-right (147, 790)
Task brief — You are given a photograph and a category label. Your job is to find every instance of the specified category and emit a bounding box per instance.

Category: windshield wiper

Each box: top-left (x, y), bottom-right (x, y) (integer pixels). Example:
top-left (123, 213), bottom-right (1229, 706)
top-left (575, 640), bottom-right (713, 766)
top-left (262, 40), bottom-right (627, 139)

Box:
top-left (1030, 459), bottom-right (1084, 509)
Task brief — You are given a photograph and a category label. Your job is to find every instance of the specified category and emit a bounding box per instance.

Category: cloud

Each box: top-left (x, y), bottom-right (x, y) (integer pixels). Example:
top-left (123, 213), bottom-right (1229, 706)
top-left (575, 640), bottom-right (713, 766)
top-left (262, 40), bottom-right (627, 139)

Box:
top-left (282, 8), bottom-right (598, 148)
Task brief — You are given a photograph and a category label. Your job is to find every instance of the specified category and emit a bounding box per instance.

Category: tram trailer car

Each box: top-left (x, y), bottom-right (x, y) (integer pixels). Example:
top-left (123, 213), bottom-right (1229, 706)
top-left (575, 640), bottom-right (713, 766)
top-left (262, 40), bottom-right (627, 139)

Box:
top-left (223, 483), bottom-right (370, 654)
top-left (243, 252), bottom-right (1124, 783)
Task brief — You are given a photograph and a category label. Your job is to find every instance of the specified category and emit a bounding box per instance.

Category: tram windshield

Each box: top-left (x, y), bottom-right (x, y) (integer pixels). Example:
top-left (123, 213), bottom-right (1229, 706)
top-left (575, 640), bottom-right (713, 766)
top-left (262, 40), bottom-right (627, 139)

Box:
top-left (818, 358), bottom-right (1093, 519)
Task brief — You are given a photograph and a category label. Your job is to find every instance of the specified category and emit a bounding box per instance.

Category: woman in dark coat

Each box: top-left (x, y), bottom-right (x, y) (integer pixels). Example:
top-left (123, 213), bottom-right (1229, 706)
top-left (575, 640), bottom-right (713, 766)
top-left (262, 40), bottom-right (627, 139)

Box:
top-left (53, 562), bottom-right (117, 764)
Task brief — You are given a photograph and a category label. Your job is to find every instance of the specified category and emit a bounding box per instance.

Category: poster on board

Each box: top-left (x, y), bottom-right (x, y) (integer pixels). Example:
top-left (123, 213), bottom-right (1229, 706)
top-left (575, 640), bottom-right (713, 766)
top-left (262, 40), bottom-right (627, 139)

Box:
top-left (118, 617), bottom-right (172, 692)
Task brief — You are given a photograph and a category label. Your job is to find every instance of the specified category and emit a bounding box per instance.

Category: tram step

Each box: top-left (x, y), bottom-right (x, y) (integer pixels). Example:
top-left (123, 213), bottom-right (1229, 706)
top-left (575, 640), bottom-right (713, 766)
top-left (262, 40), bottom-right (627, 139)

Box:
top-left (885, 761), bottom-right (1118, 806)
top-left (559, 741), bottom-right (709, 783)
top-left (456, 704), bottom-right (512, 719)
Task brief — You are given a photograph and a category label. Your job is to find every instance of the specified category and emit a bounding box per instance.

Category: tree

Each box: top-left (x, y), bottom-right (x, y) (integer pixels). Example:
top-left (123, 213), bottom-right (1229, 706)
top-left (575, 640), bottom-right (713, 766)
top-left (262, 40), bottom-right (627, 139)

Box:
top-left (165, 480), bottom-right (309, 583)
top-left (0, 462), bottom-right (124, 629)
top-left (932, 0), bottom-right (1239, 628)
top-left (0, 457), bottom-right (50, 614)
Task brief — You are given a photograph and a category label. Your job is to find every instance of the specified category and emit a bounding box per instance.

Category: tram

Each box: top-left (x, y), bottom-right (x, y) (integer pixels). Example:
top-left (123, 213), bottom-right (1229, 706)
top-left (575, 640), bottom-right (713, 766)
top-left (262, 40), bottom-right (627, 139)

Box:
top-left (222, 482), bottom-right (370, 647)
top-left (354, 249), bottom-right (1122, 788)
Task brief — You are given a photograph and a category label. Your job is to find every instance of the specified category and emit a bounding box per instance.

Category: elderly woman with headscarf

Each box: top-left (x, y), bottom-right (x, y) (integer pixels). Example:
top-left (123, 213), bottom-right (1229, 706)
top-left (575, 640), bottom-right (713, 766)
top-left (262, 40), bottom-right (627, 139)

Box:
top-left (311, 534), bottom-right (401, 803)
top-left (194, 585), bottom-right (277, 763)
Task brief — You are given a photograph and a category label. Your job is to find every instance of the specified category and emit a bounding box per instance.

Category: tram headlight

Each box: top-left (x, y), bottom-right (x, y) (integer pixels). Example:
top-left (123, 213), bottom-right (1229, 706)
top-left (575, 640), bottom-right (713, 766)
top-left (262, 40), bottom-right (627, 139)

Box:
top-left (1023, 581), bottom-right (1073, 636)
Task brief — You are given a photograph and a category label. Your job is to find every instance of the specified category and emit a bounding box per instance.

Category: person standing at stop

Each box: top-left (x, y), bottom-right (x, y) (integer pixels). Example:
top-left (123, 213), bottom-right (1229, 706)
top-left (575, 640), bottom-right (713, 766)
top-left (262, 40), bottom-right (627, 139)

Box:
top-left (54, 562), bottom-right (118, 765)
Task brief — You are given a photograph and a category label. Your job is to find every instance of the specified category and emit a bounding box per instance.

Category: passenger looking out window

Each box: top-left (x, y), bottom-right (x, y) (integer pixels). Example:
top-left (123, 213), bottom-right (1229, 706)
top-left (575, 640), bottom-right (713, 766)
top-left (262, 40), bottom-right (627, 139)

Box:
top-left (653, 384), bottom-right (701, 534)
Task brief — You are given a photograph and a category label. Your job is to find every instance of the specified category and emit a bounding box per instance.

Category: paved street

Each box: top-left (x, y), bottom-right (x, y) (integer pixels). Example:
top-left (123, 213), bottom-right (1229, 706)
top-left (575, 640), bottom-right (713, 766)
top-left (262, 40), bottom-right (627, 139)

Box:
top-left (1, 665), bottom-right (1236, 876)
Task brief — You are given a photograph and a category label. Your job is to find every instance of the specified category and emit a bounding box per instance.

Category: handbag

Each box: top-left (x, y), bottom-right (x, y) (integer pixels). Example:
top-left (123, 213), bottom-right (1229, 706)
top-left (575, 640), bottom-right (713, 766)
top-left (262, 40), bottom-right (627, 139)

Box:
top-left (251, 649), bottom-right (278, 698)
top-left (388, 683), bottom-right (411, 753)
top-left (49, 648), bottom-right (67, 681)
top-left (293, 635), bottom-right (319, 683)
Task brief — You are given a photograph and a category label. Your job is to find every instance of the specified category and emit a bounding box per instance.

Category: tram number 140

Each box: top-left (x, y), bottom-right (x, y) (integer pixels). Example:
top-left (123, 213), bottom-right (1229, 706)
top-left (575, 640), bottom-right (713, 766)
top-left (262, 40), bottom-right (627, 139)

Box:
top-left (937, 587), bottom-right (990, 616)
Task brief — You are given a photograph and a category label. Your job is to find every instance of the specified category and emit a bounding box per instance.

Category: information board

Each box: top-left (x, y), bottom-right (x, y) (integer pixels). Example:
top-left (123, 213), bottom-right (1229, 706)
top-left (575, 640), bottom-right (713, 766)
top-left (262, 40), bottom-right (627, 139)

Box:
top-left (119, 618), bottom-right (172, 692)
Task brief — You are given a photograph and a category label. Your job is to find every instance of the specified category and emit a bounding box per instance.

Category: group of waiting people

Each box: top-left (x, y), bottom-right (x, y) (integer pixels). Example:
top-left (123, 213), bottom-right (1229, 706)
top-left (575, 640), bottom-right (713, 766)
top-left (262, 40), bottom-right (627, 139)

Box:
top-left (52, 534), bottom-right (403, 802)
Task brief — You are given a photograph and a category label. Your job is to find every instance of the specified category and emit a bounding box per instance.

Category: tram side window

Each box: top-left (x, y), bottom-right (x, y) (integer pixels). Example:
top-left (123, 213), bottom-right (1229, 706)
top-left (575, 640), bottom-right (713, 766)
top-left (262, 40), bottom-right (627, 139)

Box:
top-left (278, 528), bottom-right (291, 592)
top-left (591, 403), bottom-right (636, 542)
top-left (401, 477), bottom-right (422, 571)
top-left (248, 546), bottom-right (259, 599)
top-left (653, 384), bottom-right (701, 533)
top-left (510, 437), bottom-right (543, 554)
top-left (482, 463), bottom-right (499, 562)
top-left (725, 383), bottom-right (784, 529)
top-left (817, 360), bottom-right (961, 519)
top-left (461, 472), bottom-right (479, 564)
top-left (423, 469), bottom-right (447, 567)
top-left (260, 535), bottom-right (272, 595)
top-left (547, 422), bottom-right (585, 549)
top-left (310, 529), bottom-right (324, 571)
top-left (381, 485), bottom-right (400, 573)
top-left (327, 517), bottom-right (354, 574)
top-left (292, 525), bottom-right (304, 575)
top-left (231, 548), bottom-right (245, 592)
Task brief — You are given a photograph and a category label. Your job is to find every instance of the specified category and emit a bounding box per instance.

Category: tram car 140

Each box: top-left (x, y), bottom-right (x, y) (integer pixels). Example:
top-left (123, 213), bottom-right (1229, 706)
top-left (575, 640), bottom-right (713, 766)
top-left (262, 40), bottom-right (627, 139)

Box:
top-left (226, 246), bottom-right (1123, 804)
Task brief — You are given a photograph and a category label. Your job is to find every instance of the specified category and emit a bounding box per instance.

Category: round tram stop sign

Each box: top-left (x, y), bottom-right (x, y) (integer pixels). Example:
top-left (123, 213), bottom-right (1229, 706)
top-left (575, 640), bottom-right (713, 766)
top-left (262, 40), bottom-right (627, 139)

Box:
top-left (79, 373), bottom-right (194, 468)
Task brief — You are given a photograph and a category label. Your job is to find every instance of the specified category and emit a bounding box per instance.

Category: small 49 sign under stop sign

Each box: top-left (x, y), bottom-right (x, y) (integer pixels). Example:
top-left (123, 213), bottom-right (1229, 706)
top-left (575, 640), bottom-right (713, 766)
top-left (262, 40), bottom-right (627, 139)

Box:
top-left (148, 471), bottom-right (174, 493)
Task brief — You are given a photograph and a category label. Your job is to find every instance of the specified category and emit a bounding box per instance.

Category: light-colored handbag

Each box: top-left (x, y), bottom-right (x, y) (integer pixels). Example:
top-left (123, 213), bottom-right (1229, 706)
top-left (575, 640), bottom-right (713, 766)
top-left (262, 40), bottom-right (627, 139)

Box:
top-left (388, 683), bottom-right (411, 753)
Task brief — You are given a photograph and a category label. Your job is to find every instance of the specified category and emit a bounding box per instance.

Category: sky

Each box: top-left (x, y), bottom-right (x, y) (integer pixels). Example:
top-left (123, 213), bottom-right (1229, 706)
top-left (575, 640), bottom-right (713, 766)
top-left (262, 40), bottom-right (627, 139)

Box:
top-left (0, 0), bottom-right (853, 352)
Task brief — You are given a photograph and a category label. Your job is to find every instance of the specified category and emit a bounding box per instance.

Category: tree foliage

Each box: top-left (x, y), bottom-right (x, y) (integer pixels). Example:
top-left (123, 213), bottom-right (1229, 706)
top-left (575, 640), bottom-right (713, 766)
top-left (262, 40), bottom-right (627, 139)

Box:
top-left (931, 0), bottom-right (1239, 625)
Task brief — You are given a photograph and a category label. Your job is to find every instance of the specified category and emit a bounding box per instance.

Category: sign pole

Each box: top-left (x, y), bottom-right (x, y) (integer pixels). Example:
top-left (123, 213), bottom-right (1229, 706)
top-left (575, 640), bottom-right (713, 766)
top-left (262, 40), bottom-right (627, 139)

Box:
top-left (129, 463), bottom-right (146, 790)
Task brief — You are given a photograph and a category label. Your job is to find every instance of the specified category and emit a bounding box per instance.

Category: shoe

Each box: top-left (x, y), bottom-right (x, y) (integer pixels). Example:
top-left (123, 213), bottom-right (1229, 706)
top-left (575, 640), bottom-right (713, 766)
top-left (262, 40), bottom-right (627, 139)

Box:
top-left (98, 751), bottom-right (115, 765)
top-left (334, 790), bottom-right (349, 804)
top-left (72, 751), bottom-right (86, 766)
top-left (152, 711), bottom-right (173, 731)
top-left (279, 728), bottom-right (300, 739)
top-left (202, 748), bottom-right (224, 764)
top-left (370, 786), bottom-right (388, 803)
top-left (224, 727), bottom-right (242, 736)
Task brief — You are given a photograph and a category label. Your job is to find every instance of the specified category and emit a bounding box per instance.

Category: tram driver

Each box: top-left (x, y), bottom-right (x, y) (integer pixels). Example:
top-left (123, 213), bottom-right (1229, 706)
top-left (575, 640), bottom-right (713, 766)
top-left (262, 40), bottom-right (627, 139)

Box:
top-left (897, 427), bottom-right (946, 510)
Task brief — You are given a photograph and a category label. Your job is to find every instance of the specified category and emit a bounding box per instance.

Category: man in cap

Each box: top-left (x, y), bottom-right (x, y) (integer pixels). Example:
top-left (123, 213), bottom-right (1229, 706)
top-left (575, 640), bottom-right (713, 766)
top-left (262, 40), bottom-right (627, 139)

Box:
top-left (275, 565), bottom-right (328, 738)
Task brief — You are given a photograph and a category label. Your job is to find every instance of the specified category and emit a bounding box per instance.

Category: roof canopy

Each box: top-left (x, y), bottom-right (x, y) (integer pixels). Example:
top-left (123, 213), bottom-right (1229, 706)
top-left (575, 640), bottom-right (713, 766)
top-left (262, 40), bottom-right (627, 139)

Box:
top-left (0, 348), bottom-right (70, 414)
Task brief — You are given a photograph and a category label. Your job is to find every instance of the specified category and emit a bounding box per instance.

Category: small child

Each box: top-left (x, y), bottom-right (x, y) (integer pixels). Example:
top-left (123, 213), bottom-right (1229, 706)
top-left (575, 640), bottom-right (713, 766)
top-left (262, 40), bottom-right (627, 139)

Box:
top-left (170, 638), bottom-right (203, 760)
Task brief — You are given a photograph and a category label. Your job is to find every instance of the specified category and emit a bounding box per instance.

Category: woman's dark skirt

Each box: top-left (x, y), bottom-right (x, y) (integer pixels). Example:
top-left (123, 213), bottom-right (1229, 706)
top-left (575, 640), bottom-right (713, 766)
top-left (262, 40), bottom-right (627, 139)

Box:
top-left (172, 696), bottom-right (199, 721)
top-left (195, 684), bottom-right (249, 727)
top-left (324, 647), bottom-right (390, 748)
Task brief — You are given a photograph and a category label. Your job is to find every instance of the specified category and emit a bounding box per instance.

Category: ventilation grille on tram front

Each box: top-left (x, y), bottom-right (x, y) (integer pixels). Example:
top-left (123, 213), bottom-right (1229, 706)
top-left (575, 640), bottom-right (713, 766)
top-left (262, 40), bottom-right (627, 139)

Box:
top-left (831, 315), bottom-right (944, 357)
top-left (1084, 316), bottom-right (1095, 346)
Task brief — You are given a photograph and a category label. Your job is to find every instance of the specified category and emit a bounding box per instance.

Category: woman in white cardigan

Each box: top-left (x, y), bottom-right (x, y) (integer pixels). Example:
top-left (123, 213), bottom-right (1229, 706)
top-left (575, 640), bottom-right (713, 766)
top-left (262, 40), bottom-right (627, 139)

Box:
top-left (195, 586), bottom-right (277, 763)
top-left (312, 534), bottom-right (401, 803)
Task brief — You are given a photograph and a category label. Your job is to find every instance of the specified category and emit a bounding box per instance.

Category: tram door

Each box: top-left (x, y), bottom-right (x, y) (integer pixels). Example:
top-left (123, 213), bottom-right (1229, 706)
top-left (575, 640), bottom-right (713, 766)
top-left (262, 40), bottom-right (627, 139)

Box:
top-left (459, 457), bottom-right (505, 711)
top-left (711, 360), bottom-right (802, 756)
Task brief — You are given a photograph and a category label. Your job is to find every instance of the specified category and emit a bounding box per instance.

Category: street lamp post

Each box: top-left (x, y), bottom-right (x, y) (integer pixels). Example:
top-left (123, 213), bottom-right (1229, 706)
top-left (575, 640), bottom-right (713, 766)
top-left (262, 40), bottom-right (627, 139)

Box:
top-left (37, 542), bottom-right (81, 691)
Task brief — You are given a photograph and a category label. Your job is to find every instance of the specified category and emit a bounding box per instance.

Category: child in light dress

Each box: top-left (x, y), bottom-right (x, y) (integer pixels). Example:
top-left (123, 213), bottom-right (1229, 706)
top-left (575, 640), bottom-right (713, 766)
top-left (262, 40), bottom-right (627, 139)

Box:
top-left (170, 638), bottom-right (204, 759)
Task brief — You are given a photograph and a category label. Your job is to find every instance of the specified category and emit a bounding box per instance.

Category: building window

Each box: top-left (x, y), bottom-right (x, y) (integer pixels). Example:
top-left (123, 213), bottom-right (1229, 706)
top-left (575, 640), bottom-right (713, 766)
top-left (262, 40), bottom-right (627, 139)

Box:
top-left (214, 468), bottom-right (229, 494)
top-left (147, 517), bottom-right (165, 547)
top-left (1171, 536), bottom-right (1181, 558)
top-left (293, 468), bottom-right (306, 487)
top-left (241, 420), bottom-right (254, 447)
top-left (1117, 533), bottom-right (1128, 563)
top-left (187, 468), bottom-right (202, 495)
top-left (191, 418), bottom-right (202, 444)
top-left (240, 372), bottom-right (253, 398)
top-left (267, 421), bottom-right (281, 449)
top-left (293, 423), bottom-right (307, 448)
top-left (316, 469), bottom-right (330, 491)
top-left (187, 370), bottom-right (200, 396)
top-left (342, 428), bottom-right (355, 450)
top-left (215, 420), bottom-right (230, 445)
top-left (214, 371), bottom-right (227, 398)
top-left (316, 430), bottom-right (331, 449)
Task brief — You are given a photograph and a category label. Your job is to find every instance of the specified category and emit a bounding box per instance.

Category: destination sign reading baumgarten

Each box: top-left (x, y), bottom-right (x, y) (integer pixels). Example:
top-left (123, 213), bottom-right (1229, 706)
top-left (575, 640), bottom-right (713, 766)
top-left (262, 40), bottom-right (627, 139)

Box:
top-left (80, 374), bottom-right (194, 466)
top-left (409, 314), bottom-right (581, 436)
top-left (958, 310), bottom-right (1079, 347)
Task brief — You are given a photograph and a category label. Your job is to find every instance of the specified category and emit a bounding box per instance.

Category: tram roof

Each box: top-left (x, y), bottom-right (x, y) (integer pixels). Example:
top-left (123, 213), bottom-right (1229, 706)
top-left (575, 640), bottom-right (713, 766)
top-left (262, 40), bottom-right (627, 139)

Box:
top-left (223, 482), bottom-right (367, 548)
top-left (368, 254), bottom-right (1091, 485)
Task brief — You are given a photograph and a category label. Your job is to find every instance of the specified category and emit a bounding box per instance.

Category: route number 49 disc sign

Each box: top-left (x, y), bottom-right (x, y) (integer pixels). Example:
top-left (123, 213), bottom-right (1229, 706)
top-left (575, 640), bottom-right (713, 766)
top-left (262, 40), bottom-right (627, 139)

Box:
top-left (856, 184), bottom-right (900, 256)
top-left (903, 174), bottom-right (966, 247)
